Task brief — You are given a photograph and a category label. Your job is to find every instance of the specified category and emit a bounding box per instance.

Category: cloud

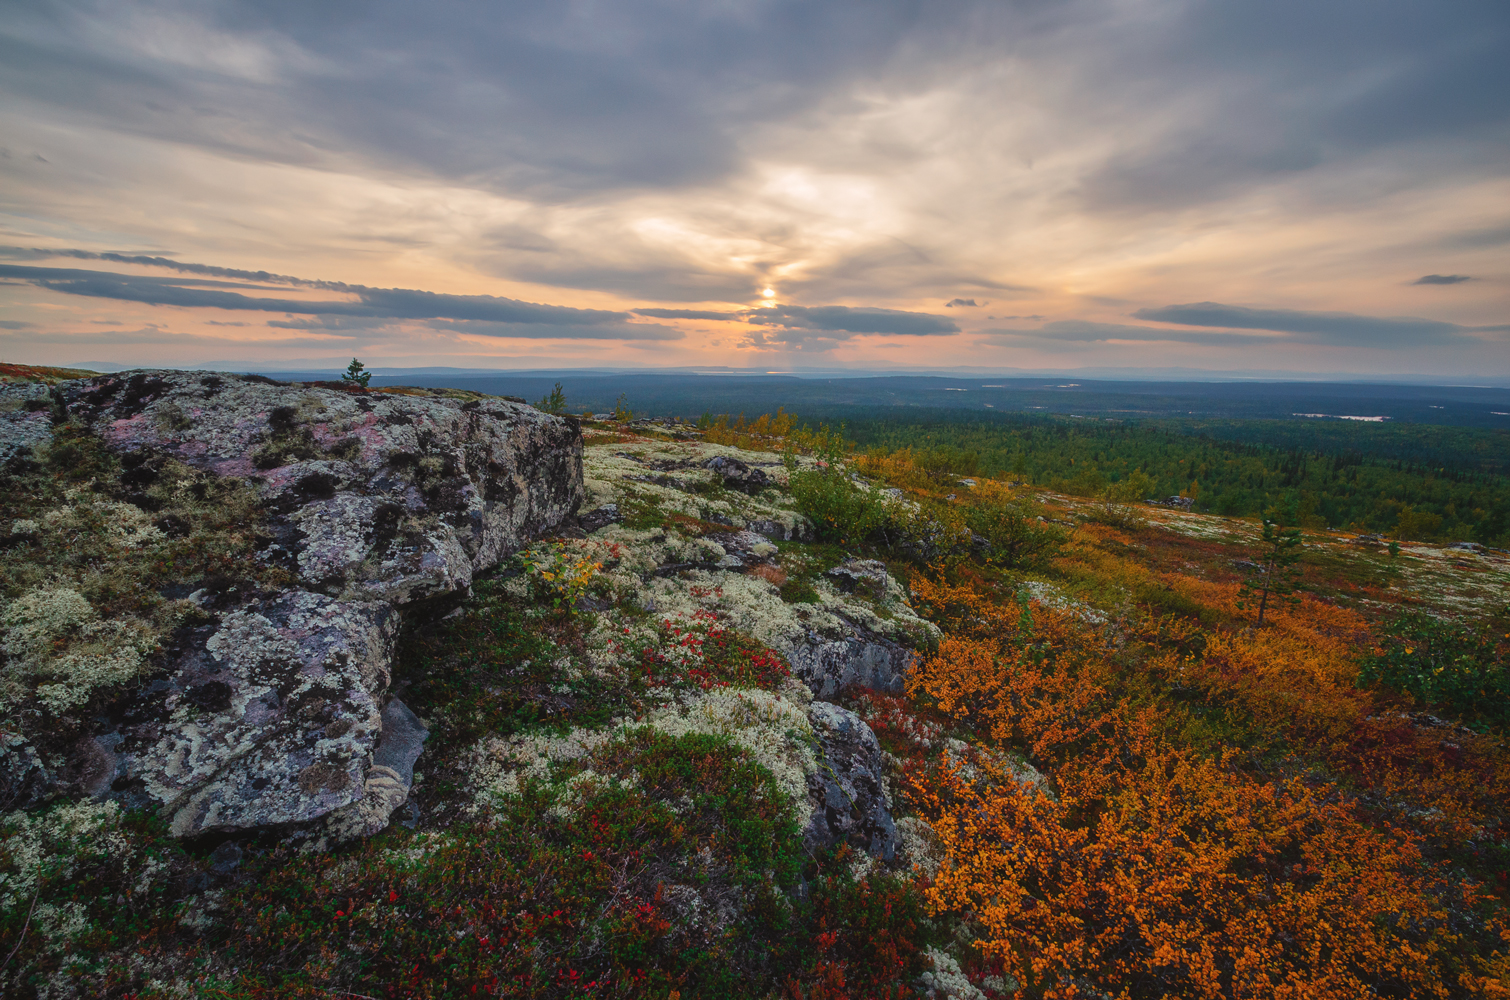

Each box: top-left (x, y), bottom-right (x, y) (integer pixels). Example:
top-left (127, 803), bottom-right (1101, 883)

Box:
top-left (982, 320), bottom-right (1278, 346)
top-left (1443, 223), bottom-right (1510, 249)
top-left (744, 304), bottom-right (958, 336)
top-left (632, 307), bottom-right (740, 321)
top-left (0, 320), bottom-right (34, 329)
top-left (1412, 274), bottom-right (1472, 285)
top-left (1073, 2), bottom-right (1510, 214)
top-left (0, 325), bottom-right (359, 348)
top-left (424, 319), bottom-right (682, 342)
top-left (945, 298), bottom-right (980, 307)
top-left (0, 261), bottom-right (657, 335)
top-left (1131, 301), bottom-right (1475, 346)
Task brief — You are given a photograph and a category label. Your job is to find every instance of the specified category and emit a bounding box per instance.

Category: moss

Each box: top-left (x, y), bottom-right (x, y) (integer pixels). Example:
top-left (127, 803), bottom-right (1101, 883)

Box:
top-left (0, 427), bottom-right (289, 719)
top-left (0, 803), bottom-right (204, 995)
top-left (157, 723), bottom-right (923, 998)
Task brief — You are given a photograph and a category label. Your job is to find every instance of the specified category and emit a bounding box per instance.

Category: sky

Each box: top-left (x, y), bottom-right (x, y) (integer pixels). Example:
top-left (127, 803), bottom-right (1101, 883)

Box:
top-left (0, 0), bottom-right (1506, 377)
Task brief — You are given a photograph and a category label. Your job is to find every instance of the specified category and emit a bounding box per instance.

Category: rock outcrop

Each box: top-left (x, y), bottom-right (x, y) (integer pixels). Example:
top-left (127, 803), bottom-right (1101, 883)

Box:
top-left (787, 559), bottom-right (922, 698)
top-left (788, 630), bottom-right (917, 699)
top-left (804, 701), bottom-right (898, 862)
top-left (0, 381), bottom-right (53, 466)
top-left (704, 454), bottom-right (773, 495)
top-left (56, 371), bottom-right (582, 606)
top-left (104, 592), bottom-right (399, 837)
top-left (4, 371), bottom-right (583, 840)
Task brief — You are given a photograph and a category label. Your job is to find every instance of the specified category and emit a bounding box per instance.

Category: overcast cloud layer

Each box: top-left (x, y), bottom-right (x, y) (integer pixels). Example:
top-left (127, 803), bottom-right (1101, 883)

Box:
top-left (0, 0), bottom-right (1505, 374)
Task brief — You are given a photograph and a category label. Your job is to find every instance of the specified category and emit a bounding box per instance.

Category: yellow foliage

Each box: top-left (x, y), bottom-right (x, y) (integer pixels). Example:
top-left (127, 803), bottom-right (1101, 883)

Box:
top-left (904, 563), bottom-right (1510, 997)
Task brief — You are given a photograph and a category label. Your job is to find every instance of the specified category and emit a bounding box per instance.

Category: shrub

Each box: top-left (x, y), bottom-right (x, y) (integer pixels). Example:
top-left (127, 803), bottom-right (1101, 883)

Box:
top-left (1083, 469), bottom-right (1155, 528)
top-left (535, 381), bottom-right (567, 415)
top-left (517, 540), bottom-right (603, 609)
top-left (786, 465), bottom-right (899, 544)
top-left (959, 484), bottom-right (1066, 570)
top-left (1359, 607), bottom-right (1509, 729)
top-left (203, 730), bottom-right (816, 998)
top-left (626, 609), bottom-right (792, 690)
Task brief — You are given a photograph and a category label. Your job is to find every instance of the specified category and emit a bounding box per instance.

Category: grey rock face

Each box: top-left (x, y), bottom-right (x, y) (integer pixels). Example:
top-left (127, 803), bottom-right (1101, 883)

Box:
top-left (824, 558), bottom-right (891, 597)
top-left (319, 697), bottom-right (429, 843)
top-left (55, 371), bottom-right (584, 604)
top-left (108, 592), bottom-right (399, 837)
top-left (783, 560), bottom-right (923, 699)
top-left (706, 529), bottom-right (779, 570)
top-left (789, 631), bottom-right (917, 699)
top-left (0, 382), bottom-right (54, 466)
top-left (0, 730), bottom-right (54, 810)
top-left (5, 370), bottom-right (582, 842)
top-left (805, 701), bottom-right (897, 862)
top-left (745, 518), bottom-right (814, 542)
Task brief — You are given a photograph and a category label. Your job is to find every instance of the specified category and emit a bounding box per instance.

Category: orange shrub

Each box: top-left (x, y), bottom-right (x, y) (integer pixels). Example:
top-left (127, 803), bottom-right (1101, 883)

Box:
top-left (905, 576), bottom-right (1509, 998)
top-left (913, 746), bottom-right (1492, 999)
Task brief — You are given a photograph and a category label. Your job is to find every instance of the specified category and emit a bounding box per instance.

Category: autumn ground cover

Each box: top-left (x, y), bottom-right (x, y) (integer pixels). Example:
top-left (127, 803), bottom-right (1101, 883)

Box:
top-left (839, 447), bottom-right (1510, 998)
top-left (2, 388), bottom-right (1506, 999)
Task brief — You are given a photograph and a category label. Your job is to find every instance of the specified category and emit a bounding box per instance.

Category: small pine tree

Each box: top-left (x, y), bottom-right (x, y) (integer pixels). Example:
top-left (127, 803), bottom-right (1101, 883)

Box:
top-left (1237, 510), bottom-right (1304, 625)
top-left (612, 393), bottom-right (632, 423)
top-left (535, 381), bottom-right (567, 415)
top-left (341, 358), bottom-right (371, 388)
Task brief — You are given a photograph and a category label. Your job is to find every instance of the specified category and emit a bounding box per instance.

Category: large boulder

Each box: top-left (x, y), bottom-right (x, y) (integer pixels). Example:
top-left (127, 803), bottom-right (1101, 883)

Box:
top-left (804, 701), bottom-right (897, 862)
top-left (56, 371), bottom-right (583, 605)
top-left (4, 370), bottom-right (583, 841)
top-left (95, 591), bottom-right (398, 837)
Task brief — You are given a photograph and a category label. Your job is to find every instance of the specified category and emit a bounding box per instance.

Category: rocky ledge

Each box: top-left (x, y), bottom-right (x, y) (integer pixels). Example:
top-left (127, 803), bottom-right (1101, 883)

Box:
top-left (2, 371), bottom-right (582, 839)
top-left (0, 372), bottom-right (941, 856)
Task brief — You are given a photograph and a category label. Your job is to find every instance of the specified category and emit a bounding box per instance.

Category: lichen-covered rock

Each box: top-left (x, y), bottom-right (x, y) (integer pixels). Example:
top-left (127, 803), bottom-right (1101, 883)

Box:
top-left (0, 729), bottom-right (54, 810)
top-left (0, 370), bottom-right (584, 843)
top-left (789, 628), bottom-right (918, 699)
top-left (804, 701), bottom-right (897, 862)
top-left (90, 591), bottom-right (399, 837)
top-left (0, 381), bottom-right (53, 466)
top-left (55, 370), bottom-right (584, 604)
top-left (704, 455), bottom-right (772, 495)
top-left (576, 437), bottom-right (937, 701)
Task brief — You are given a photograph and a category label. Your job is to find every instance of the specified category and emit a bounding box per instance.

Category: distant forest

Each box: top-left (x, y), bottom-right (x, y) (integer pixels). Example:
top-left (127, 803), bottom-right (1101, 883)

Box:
top-left (276, 369), bottom-right (1510, 544)
top-left (830, 413), bottom-right (1509, 545)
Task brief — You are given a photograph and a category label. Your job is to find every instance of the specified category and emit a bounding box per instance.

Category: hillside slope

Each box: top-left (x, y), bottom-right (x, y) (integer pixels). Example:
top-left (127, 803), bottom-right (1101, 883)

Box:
top-left (1, 369), bottom-right (1506, 998)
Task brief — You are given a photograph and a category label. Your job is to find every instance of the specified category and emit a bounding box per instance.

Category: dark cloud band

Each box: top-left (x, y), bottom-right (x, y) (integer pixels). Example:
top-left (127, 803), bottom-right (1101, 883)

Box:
top-left (1131, 301), bottom-right (1475, 346)
top-left (0, 261), bottom-right (654, 335)
top-left (633, 303), bottom-right (959, 336)
top-left (744, 304), bottom-right (958, 336)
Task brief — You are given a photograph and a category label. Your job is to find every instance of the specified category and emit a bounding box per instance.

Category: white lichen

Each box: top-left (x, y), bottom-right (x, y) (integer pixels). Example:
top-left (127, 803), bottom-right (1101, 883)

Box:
top-left (40, 491), bottom-right (165, 549)
top-left (895, 815), bottom-right (942, 878)
top-left (640, 685), bottom-right (818, 819)
top-left (0, 587), bottom-right (157, 711)
top-left (471, 684), bottom-right (818, 824)
top-left (0, 800), bottom-right (130, 913)
top-left (919, 946), bottom-right (988, 1000)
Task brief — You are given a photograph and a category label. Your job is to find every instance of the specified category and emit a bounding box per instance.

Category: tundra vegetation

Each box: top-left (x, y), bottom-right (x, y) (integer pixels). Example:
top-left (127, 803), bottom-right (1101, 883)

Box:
top-left (0, 369), bottom-right (1506, 999)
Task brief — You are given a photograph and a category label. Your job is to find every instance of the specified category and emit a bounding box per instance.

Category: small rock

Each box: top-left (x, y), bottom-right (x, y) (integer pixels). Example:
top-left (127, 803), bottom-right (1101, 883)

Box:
top-left (704, 455), bottom-right (772, 495)
top-left (578, 503), bottom-right (622, 533)
top-left (209, 840), bottom-right (243, 874)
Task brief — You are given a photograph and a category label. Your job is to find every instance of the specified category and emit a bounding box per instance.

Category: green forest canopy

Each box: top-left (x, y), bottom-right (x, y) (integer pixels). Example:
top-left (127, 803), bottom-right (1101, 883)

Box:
top-left (816, 412), bottom-right (1508, 545)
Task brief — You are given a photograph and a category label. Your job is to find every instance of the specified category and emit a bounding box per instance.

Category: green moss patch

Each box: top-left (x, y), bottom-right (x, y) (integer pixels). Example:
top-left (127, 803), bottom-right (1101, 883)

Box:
top-left (0, 425), bottom-right (291, 718)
